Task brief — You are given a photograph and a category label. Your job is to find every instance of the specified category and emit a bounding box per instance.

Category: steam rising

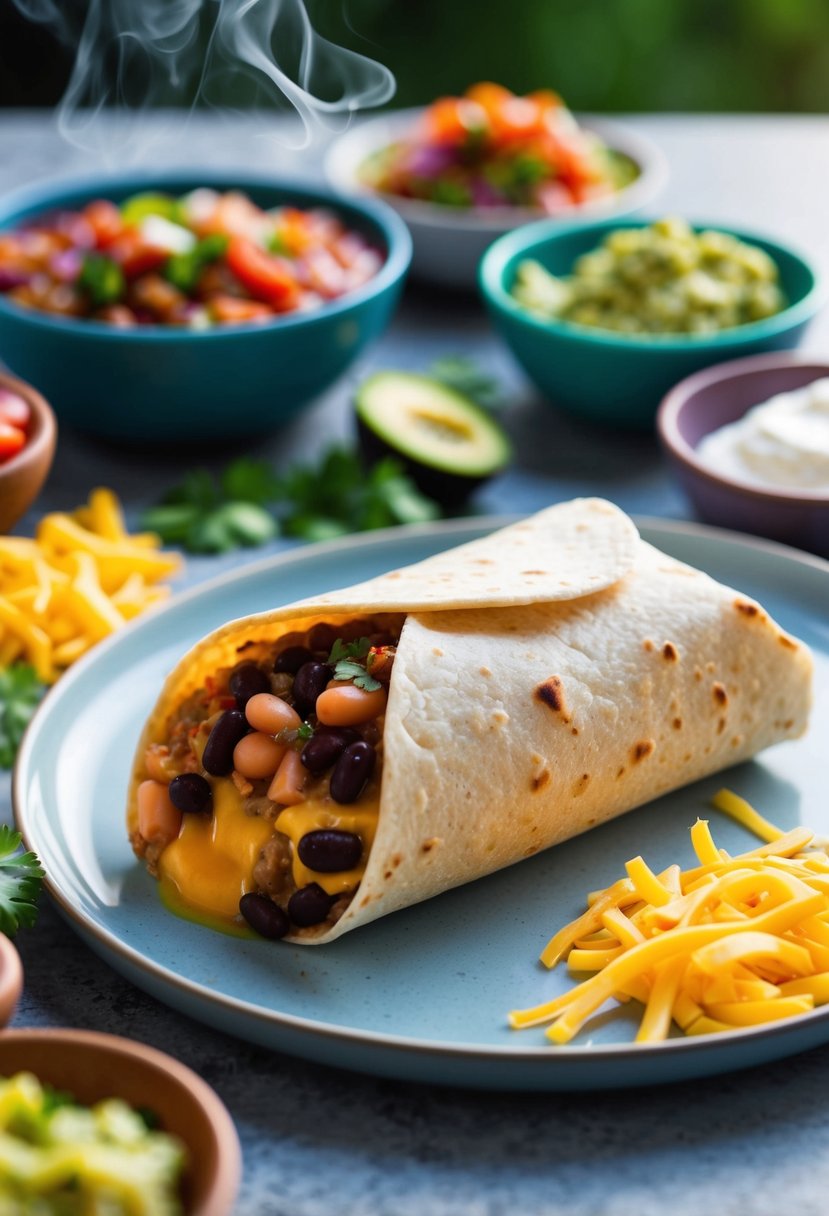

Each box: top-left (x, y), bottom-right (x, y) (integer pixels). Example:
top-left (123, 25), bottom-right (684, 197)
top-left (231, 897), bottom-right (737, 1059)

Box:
top-left (15, 0), bottom-right (395, 158)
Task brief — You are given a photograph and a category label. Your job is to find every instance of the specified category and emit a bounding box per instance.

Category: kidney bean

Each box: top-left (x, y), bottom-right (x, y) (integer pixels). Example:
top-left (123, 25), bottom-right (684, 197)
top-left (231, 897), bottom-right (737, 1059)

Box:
top-left (293, 661), bottom-right (333, 717)
top-left (168, 772), bottom-right (213, 816)
top-left (316, 683), bottom-right (387, 728)
top-left (288, 883), bottom-right (336, 927)
top-left (307, 623), bottom-right (338, 653)
top-left (300, 727), bottom-right (359, 776)
top-left (298, 829), bottom-right (363, 873)
top-left (233, 732), bottom-right (286, 780)
top-left (245, 692), bottom-right (300, 735)
top-left (202, 709), bottom-right (249, 776)
top-left (229, 662), bottom-right (271, 709)
top-left (239, 892), bottom-right (289, 940)
top-left (137, 780), bottom-right (182, 847)
top-left (274, 645), bottom-right (314, 675)
top-left (330, 741), bottom-right (376, 804)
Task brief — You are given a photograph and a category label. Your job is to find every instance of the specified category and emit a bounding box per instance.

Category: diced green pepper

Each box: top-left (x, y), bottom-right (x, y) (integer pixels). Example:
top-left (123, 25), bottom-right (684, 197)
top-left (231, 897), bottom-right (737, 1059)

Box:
top-left (164, 234), bottom-right (229, 294)
top-left (77, 254), bottom-right (126, 307)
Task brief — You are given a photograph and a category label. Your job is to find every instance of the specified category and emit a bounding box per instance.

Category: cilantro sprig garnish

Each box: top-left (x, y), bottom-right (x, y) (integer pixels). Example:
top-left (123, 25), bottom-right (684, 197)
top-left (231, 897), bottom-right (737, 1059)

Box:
top-left (0, 664), bottom-right (45, 770)
top-left (0, 826), bottom-right (44, 936)
top-left (329, 638), bottom-right (382, 691)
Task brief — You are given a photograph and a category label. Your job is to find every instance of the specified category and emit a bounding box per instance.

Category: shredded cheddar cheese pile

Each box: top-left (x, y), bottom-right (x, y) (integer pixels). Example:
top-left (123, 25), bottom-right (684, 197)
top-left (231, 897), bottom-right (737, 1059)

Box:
top-left (509, 790), bottom-right (829, 1044)
top-left (0, 488), bottom-right (180, 682)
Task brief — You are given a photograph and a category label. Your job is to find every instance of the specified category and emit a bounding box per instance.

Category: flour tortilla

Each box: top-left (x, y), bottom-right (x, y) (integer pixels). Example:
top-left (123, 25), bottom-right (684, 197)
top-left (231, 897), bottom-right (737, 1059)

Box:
top-left (128, 499), bottom-right (813, 943)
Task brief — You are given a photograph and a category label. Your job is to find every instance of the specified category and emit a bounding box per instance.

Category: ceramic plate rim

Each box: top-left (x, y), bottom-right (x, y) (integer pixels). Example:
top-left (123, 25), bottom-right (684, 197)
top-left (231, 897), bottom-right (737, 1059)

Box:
top-left (13, 514), bottom-right (829, 1066)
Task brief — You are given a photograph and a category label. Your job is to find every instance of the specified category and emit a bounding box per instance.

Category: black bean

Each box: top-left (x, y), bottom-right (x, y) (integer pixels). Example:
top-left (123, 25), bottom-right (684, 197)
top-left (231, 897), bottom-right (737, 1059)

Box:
top-left (330, 740), bottom-right (376, 805)
top-left (229, 662), bottom-right (270, 709)
top-left (168, 772), bottom-right (213, 816)
top-left (288, 883), bottom-right (336, 927)
top-left (239, 892), bottom-right (290, 940)
top-left (298, 829), bottom-right (363, 873)
top-left (293, 661), bottom-right (333, 717)
top-left (202, 709), bottom-right (248, 776)
top-left (300, 727), bottom-right (360, 775)
top-left (274, 645), bottom-right (314, 675)
top-left (307, 623), bottom-right (338, 654)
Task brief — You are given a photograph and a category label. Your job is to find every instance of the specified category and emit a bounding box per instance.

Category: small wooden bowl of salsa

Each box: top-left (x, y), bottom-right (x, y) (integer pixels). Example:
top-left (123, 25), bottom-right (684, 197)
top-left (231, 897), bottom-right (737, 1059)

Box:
top-left (0, 371), bottom-right (56, 534)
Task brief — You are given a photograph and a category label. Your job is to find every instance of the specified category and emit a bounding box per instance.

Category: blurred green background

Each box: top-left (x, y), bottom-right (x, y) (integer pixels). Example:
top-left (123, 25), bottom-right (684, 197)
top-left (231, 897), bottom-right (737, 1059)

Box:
top-left (2, 0), bottom-right (829, 111)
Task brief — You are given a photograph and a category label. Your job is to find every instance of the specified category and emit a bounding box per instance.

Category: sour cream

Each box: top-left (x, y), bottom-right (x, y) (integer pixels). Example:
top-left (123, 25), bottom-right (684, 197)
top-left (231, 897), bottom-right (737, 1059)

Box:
top-left (696, 377), bottom-right (829, 492)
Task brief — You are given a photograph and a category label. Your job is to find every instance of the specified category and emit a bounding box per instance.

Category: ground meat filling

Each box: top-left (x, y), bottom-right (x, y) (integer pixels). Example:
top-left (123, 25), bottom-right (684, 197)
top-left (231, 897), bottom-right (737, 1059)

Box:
top-left (134, 616), bottom-right (401, 938)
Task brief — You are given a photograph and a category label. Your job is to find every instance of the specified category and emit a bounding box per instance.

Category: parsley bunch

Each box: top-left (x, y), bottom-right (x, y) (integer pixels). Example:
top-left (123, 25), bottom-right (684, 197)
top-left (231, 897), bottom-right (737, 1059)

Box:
top-left (0, 665), bottom-right (45, 770)
top-left (143, 447), bottom-right (440, 555)
top-left (0, 826), bottom-right (44, 935)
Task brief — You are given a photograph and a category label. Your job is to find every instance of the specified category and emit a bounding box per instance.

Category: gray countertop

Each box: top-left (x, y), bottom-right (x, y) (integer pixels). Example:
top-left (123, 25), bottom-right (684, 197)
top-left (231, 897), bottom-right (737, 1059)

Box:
top-left (3, 111), bottom-right (829, 1215)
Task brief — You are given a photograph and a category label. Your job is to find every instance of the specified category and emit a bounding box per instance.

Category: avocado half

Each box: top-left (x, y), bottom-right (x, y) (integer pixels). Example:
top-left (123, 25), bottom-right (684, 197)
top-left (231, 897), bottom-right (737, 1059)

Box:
top-left (355, 372), bottom-right (511, 509)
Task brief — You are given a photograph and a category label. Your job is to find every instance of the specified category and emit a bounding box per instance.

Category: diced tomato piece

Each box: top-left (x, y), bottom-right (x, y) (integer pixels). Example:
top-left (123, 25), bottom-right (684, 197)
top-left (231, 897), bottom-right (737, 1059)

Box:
top-left (201, 191), bottom-right (267, 240)
top-left (107, 229), bottom-right (168, 278)
top-left (423, 97), bottom-right (487, 145)
top-left (0, 422), bottom-right (26, 463)
top-left (209, 295), bottom-right (274, 325)
top-left (83, 199), bottom-right (124, 247)
top-left (0, 389), bottom-right (30, 431)
top-left (225, 236), bottom-right (300, 310)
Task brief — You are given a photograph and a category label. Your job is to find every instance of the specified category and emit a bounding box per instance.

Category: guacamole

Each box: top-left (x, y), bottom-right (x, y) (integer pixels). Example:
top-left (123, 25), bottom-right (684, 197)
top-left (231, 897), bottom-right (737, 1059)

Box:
top-left (512, 217), bottom-right (786, 336)
top-left (0, 1072), bottom-right (185, 1215)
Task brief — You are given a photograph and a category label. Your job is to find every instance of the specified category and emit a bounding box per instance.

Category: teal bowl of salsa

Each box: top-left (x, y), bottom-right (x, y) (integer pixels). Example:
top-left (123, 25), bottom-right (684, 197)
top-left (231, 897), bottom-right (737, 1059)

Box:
top-left (0, 172), bottom-right (411, 440)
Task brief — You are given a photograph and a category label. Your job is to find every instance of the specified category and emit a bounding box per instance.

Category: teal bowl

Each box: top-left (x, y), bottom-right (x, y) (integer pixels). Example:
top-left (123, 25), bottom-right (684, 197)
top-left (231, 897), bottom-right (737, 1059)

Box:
top-left (0, 172), bottom-right (412, 441)
top-left (479, 217), bottom-right (822, 430)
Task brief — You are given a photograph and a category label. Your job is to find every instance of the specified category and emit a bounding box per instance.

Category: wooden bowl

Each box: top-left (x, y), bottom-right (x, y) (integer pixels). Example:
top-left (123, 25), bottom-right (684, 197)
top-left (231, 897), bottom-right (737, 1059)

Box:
top-left (0, 1028), bottom-right (241, 1215)
top-left (0, 371), bottom-right (56, 533)
top-left (0, 935), bottom-right (23, 1027)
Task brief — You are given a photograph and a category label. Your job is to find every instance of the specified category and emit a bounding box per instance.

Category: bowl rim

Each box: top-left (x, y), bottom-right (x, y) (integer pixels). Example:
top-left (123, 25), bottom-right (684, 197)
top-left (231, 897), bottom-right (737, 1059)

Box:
top-left (0, 168), bottom-right (412, 341)
top-left (0, 1027), bottom-right (242, 1216)
top-left (0, 370), bottom-right (57, 481)
top-left (324, 106), bottom-right (670, 232)
top-left (479, 215), bottom-right (824, 351)
top-left (656, 350), bottom-right (829, 504)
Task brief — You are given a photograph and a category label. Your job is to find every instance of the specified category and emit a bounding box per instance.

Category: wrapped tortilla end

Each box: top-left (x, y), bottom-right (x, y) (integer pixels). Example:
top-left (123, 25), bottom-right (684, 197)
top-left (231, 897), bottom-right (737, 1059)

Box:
top-left (126, 499), bottom-right (812, 944)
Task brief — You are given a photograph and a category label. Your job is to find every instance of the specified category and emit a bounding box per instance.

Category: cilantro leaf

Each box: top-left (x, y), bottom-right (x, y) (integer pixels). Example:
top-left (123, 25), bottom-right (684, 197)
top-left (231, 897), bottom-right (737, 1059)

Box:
top-left (220, 458), bottom-right (282, 507)
top-left (0, 825), bottom-right (44, 936)
top-left (332, 658), bottom-right (381, 691)
top-left (0, 665), bottom-right (45, 770)
top-left (329, 638), bottom-right (371, 664)
top-left (296, 722), bottom-right (314, 741)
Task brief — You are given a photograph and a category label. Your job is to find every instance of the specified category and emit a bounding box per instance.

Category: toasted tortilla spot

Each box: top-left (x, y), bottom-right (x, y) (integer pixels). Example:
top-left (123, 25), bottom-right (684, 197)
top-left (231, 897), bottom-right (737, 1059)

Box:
top-left (421, 838), bottom-right (440, 854)
top-left (735, 599), bottom-right (760, 618)
top-left (531, 769), bottom-right (551, 792)
top-left (573, 773), bottom-right (590, 796)
top-left (571, 726), bottom-right (579, 736)
top-left (717, 717), bottom-right (726, 734)
top-left (384, 870), bottom-right (393, 879)
top-left (694, 667), bottom-right (703, 682)
top-left (713, 682), bottom-right (728, 706)
top-left (731, 735), bottom-right (743, 748)
top-left (524, 845), bottom-right (539, 857)
top-left (632, 739), bottom-right (655, 763)
top-left (480, 666), bottom-right (492, 677)
top-left (784, 718), bottom-right (794, 730)
top-left (521, 570), bottom-right (547, 576)
top-left (535, 676), bottom-right (570, 721)
top-left (432, 647), bottom-right (444, 657)
top-left (779, 634), bottom-right (798, 650)
top-left (617, 766), bottom-right (626, 779)
top-left (473, 558), bottom-right (494, 565)
top-left (391, 853), bottom-right (403, 868)
top-left (672, 717), bottom-right (682, 730)
top-left (662, 642), bottom-right (679, 661)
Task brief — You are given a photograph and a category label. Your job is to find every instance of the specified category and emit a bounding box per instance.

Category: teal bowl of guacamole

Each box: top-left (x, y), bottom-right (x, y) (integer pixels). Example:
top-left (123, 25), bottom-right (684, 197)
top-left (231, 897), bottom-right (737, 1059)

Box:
top-left (479, 216), bottom-right (823, 430)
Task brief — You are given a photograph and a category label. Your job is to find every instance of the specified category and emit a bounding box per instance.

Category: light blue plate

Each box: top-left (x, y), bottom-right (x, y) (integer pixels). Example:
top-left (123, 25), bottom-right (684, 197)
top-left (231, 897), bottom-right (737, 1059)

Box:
top-left (14, 518), bottom-right (829, 1091)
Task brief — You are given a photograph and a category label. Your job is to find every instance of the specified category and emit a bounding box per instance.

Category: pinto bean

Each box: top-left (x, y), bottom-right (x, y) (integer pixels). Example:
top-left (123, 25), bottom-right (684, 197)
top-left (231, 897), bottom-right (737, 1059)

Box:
top-left (245, 692), bottom-right (301, 735)
top-left (137, 779), bottom-right (182, 847)
top-left (233, 732), bottom-right (286, 780)
top-left (268, 749), bottom-right (306, 806)
top-left (316, 683), bottom-right (387, 727)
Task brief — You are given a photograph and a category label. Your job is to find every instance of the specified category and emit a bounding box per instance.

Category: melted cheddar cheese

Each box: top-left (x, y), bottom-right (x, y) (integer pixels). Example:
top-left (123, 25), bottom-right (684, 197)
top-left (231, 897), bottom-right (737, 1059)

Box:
top-left (158, 780), bottom-right (273, 919)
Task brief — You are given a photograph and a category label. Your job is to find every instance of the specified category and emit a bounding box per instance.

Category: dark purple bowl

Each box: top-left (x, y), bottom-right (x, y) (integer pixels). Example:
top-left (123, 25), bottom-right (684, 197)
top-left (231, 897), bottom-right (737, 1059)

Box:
top-left (657, 353), bottom-right (829, 558)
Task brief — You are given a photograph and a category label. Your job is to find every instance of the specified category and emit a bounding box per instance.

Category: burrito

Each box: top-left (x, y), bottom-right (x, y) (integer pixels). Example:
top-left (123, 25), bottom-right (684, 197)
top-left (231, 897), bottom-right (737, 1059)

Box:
top-left (128, 499), bottom-right (812, 944)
